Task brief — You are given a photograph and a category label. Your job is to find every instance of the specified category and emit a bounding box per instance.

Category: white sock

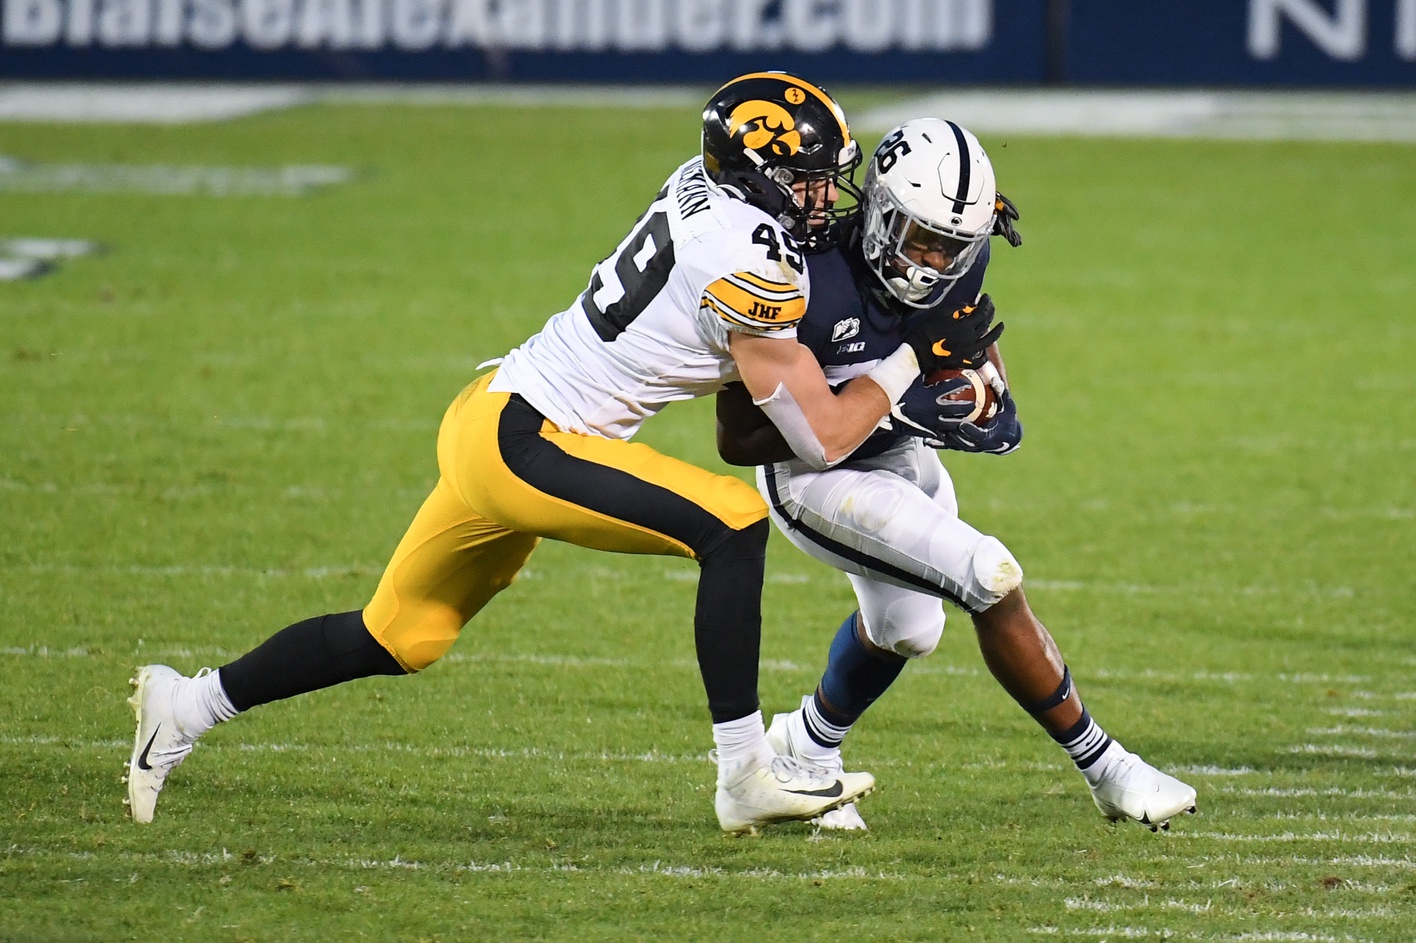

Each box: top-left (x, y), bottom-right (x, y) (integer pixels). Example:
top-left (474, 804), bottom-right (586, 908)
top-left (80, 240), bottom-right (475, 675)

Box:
top-left (712, 711), bottom-right (771, 781)
top-left (801, 694), bottom-right (851, 751)
top-left (173, 668), bottom-right (239, 739)
top-left (1067, 733), bottom-right (1125, 788)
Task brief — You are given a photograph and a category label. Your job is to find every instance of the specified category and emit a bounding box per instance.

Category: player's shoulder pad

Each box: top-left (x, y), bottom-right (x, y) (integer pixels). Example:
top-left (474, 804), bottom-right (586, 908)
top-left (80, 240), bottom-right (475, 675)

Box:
top-left (701, 268), bottom-right (805, 334)
top-left (690, 202), bottom-right (808, 335)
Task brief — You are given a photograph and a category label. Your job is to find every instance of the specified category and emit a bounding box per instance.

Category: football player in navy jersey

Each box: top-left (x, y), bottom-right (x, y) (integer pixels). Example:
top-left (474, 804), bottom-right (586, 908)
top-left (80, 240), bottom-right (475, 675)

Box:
top-left (717, 118), bottom-right (1198, 832)
top-left (123, 78), bottom-right (1005, 836)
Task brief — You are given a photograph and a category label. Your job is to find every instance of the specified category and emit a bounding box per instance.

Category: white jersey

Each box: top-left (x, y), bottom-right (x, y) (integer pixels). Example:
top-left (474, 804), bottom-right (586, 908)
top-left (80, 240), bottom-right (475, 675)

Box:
top-left (490, 157), bottom-right (809, 440)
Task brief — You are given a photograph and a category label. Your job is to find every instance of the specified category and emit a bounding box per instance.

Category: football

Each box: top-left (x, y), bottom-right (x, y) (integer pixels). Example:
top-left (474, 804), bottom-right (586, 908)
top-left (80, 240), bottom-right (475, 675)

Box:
top-left (923, 363), bottom-right (1002, 425)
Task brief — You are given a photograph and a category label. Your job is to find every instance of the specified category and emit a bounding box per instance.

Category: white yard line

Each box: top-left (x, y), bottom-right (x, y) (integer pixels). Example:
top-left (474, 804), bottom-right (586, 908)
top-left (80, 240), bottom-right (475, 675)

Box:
top-left (0, 642), bottom-right (1389, 693)
top-left (0, 559), bottom-right (1366, 606)
top-left (1222, 786), bottom-right (1416, 800)
top-left (857, 89), bottom-right (1416, 142)
top-left (1178, 831), bottom-right (1416, 845)
top-left (1031, 929), bottom-right (1371, 942)
top-left (0, 844), bottom-right (908, 880)
top-left (2, 83), bottom-right (1415, 143)
top-left (0, 83), bottom-right (313, 123)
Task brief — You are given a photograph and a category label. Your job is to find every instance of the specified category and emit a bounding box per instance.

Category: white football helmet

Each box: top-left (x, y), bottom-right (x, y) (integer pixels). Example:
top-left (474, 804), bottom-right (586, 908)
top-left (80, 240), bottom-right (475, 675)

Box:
top-left (861, 118), bottom-right (997, 308)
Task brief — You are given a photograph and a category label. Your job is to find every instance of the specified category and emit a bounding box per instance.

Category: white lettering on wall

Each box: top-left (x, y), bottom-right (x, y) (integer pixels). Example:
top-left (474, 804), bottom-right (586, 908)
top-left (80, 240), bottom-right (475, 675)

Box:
top-left (190, 0), bottom-right (237, 47)
top-left (390, 0), bottom-right (438, 50)
top-left (1397, 0), bottom-right (1416, 58)
top-left (783, 0), bottom-right (834, 54)
top-left (152, 0), bottom-right (180, 43)
top-left (2, 0), bottom-right (995, 52)
top-left (497, 0), bottom-right (548, 50)
top-left (731, 0), bottom-right (781, 51)
top-left (3, 0), bottom-right (64, 43)
top-left (1248, 0), bottom-right (1366, 60)
top-left (242, 0), bottom-right (293, 49)
top-left (443, 0), bottom-right (490, 46)
top-left (842, 0), bottom-right (890, 52)
top-left (674, 0), bottom-right (726, 53)
top-left (616, 0), bottom-right (667, 52)
top-left (98, 0), bottom-right (153, 46)
top-left (66, 0), bottom-right (94, 42)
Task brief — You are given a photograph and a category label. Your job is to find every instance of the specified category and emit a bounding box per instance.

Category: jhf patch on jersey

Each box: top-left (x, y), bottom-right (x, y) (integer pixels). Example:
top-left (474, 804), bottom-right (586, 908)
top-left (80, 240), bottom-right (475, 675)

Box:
top-left (701, 271), bottom-right (805, 333)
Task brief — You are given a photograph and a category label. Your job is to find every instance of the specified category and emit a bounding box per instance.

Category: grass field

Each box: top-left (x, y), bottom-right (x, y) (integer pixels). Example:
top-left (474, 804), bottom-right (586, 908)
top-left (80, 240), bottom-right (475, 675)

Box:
top-left (2, 89), bottom-right (1414, 942)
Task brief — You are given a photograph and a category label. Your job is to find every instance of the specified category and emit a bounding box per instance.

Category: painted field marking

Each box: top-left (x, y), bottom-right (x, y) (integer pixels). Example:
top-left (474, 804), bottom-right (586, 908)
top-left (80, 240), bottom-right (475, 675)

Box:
top-left (2, 641), bottom-right (1400, 702)
top-left (1288, 744), bottom-right (1381, 759)
top-left (1029, 929), bottom-right (1367, 942)
top-left (1307, 726), bottom-right (1416, 740)
top-left (1258, 812), bottom-right (1416, 824)
top-left (0, 236), bottom-right (101, 281)
top-left (1220, 786), bottom-right (1416, 800)
top-left (0, 84), bottom-right (312, 122)
top-left (0, 845), bottom-right (908, 881)
top-left (858, 89), bottom-right (1416, 143)
top-left (1196, 854), bottom-right (1416, 870)
top-left (0, 558), bottom-right (1367, 608)
top-left (6, 83), bottom-right (1412, 144)
top-left (1065, 897), bottom-right (1216, 914)
top-left (1178, 830), bottom-right (1415, 845)
top-left (0, 157), bottom-right (353, 196)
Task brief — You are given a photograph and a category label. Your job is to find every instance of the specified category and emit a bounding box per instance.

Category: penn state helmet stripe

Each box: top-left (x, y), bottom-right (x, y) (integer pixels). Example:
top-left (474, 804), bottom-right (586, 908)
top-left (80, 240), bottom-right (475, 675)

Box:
top-left (945, 119), bottom-right (971, 215)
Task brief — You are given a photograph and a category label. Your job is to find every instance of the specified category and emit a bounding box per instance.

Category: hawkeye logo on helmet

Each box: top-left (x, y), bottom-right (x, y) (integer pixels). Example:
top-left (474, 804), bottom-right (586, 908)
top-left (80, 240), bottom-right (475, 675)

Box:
top-left (728, 101), bottom-right (802, 158)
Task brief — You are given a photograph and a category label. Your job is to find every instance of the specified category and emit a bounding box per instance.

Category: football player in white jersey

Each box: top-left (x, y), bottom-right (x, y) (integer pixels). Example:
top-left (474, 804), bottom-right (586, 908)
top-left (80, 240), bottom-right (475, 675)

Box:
top-left (124, 75), bottom-right (1003, 835)
top-left (717, 118), bottom-right (1198, 833)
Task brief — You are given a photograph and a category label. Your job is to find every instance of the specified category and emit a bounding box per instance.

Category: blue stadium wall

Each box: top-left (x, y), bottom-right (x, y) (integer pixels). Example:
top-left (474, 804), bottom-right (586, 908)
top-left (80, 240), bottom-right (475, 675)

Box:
top-left (2, 0), bottom-right (1414, 86)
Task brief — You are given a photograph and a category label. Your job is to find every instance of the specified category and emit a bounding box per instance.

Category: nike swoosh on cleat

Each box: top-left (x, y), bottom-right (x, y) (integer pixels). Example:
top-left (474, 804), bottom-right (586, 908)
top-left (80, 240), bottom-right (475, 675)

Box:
top-left (136, 724), bottom-right (161, 771)
top-left (784, 781), bottom-right (844, 799)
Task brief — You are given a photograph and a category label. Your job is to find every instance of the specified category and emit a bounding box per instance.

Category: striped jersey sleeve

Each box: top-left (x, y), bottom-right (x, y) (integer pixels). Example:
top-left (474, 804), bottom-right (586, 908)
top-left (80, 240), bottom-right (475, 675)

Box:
top-left (700, 270), bottom-right (806, 335)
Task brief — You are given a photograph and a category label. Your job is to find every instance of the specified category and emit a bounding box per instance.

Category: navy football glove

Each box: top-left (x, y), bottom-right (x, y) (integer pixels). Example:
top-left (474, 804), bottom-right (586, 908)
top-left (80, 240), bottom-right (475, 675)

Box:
top-left (889, 374), bottom-right (978, 444)
top-left (937, 390), bottom-right (1023, 455)
top-left (904, 293), bottom-right (1004, 374)
top-left (993, 192), bottom-right (1022, 248)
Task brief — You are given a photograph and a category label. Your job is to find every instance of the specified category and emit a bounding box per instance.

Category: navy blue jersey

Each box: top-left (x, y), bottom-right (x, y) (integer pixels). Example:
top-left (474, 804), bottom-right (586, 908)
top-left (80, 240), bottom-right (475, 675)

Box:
top-left (800, 237), bottom-right (991, 461)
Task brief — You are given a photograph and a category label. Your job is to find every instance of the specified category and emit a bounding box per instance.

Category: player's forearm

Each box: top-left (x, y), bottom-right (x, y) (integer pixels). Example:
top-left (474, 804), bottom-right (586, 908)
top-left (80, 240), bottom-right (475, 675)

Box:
top-left (812, 379), bottom-right (891, 460)
top-left (731, 332), bottom-right (892, 468)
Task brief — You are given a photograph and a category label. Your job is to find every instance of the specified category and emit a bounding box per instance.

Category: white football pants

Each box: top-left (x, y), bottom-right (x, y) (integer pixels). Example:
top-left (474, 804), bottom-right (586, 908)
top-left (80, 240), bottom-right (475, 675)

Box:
top-left (757, 438), bottom-right (1022, 659)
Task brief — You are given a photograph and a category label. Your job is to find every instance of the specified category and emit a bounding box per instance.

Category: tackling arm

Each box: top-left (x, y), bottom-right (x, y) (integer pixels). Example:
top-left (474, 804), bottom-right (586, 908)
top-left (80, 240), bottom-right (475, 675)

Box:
top-left (728, 331), bottom-right (894, 470)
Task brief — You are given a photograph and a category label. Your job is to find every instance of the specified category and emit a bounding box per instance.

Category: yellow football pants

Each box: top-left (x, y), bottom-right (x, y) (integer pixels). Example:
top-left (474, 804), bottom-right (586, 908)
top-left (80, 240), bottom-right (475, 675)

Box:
top-left (363, 372), bottom-right (768, 671)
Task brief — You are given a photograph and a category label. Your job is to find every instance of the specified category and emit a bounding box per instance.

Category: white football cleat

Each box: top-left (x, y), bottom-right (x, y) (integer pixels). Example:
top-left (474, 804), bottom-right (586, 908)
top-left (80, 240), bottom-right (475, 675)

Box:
top-left (1088, 743), bottom-right (1198, 832)
top-left (766, 707), bottom-right (868, 831)
top-left (125, 664), bottom-right (200, 824)
top-left (715, 754), bottom-right (874, 836)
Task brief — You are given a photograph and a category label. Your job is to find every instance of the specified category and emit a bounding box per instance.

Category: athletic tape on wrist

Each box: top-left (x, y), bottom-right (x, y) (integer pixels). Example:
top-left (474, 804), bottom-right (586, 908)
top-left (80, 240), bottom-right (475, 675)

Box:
top-left (866, 344), bottom-right (920, 403)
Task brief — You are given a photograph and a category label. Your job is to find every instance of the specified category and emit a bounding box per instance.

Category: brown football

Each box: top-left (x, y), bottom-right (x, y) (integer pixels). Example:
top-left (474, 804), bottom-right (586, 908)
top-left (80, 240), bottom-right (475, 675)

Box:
top-left (922, 367), bottom-right (1000, 425)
